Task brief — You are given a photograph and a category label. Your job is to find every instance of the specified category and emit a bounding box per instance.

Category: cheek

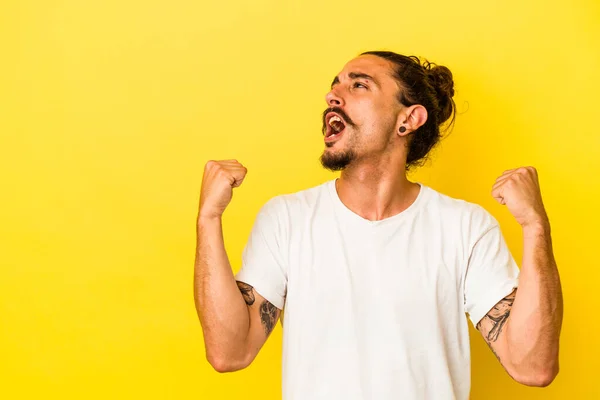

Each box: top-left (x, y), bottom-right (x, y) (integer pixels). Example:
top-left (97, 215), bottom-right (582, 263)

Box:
top-left (360, 109), bottom-right (394, 134)
top-left (349, 99), bottom-right (397, 137)
top-left (350, 101), bottom-right (378, 127)
top-left (372, 103), bottom-right (399, 131)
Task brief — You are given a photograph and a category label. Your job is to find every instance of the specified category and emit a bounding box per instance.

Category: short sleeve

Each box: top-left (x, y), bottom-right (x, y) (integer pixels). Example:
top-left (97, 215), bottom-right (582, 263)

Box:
top-left (234, 197), bottom-right (288, 310)
top-left (464, 222), bottom-right (520, 327)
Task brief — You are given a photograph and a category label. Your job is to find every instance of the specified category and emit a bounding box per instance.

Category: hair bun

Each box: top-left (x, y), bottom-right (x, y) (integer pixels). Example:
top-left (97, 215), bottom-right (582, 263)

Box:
top-left (424, 63), bottom-right (455, 124)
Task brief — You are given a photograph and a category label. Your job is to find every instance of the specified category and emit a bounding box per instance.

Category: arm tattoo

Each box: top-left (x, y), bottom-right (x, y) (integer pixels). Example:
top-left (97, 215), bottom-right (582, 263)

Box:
top-left (479, 290), bottom-right (516, 342)
top-left (477, 290), bottom-right (517, 362)
top-left (236, 281), bottom-right (278, 335)
top-left (236, 281), bottom-right (255, 306)
top-left (259, 301), bottom-right (278, 336)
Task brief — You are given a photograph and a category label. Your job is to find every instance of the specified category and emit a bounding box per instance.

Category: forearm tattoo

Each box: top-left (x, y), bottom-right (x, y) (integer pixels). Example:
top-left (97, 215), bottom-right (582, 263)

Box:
top-left (259, 301), bottom-right (278, 336)
top-left (236, 281), bottom-right (255, 306)
top-left (476, 289), bottom-right (517, 362)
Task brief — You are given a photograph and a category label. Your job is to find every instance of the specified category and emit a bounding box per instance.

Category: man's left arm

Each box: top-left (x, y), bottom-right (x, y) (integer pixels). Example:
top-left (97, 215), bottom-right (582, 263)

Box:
top-left (477, 166), bottom-right (563, 387)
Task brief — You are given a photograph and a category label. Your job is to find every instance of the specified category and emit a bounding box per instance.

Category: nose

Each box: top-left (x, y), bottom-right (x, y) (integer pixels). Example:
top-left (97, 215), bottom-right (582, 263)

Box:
top-left (325, 88), bottom-right (344, 107)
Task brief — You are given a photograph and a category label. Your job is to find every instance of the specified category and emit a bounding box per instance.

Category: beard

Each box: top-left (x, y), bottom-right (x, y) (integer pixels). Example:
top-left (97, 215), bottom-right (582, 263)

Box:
top-left (320, 147), bottom-right (356, 171)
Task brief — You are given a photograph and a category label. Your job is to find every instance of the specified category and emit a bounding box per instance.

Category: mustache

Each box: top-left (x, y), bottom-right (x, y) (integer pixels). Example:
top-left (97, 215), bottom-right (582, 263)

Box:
top-left (322, 107), bottom-right (355, 135)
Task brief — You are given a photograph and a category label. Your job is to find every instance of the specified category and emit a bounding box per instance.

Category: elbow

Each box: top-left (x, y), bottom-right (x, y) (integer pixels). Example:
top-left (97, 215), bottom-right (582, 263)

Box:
top-left (208, 358), bottom-right (242, 373)
top-left (206, 350), bottom-right (251, 373)
top-left (533, 364), bottom-right (559, 387)
top-left (511, 362), bottom-right (559, 387)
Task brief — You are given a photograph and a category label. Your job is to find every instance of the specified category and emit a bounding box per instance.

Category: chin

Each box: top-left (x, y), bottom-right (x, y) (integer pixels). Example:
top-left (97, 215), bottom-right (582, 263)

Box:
top-left (320, 148), bottom-right (355, 171)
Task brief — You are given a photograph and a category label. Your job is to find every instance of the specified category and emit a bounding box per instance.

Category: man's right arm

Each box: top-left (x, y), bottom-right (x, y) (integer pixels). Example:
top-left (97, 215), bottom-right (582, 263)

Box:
top-left (194, 160), bottom-right (280, 373)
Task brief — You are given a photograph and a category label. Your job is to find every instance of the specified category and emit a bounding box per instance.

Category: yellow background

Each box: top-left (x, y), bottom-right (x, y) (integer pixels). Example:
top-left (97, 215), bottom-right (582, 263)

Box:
top-left (1, 0), bottom-right (598, 398)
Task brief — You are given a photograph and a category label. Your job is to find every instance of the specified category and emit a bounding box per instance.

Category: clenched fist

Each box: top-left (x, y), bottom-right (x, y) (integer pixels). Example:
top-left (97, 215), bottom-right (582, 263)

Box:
top-left (198, 159), bottom-right (248, 220)
top-left (491, 166), bottom-right (549, 228)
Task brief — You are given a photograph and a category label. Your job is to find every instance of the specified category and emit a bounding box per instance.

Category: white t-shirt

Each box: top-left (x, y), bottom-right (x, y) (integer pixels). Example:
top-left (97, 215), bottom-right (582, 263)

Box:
top-left (235, 179), bottom-right (519, 400)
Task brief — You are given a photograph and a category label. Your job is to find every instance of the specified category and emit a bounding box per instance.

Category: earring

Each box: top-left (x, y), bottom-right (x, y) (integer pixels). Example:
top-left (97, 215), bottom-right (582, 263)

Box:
top-left (399, 126), bottom-right (407, 133)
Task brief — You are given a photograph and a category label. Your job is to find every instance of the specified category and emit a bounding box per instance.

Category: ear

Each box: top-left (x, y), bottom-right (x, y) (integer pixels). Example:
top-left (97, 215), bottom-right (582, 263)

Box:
top-left (397, 104), bottom-right (428, 137)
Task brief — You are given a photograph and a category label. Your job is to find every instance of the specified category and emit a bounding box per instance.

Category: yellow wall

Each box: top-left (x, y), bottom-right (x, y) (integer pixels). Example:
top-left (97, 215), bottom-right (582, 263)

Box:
top-left (1, 0), bottom-right (598, 398)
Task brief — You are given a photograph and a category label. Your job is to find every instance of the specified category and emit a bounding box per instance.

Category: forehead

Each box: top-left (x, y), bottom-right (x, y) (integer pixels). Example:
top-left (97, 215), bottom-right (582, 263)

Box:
top-left (337, 55), bottom-right (397, 82)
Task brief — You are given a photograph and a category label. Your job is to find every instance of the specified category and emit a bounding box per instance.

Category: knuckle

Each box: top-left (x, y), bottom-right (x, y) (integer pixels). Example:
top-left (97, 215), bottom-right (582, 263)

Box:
top-left (215, 167), bottom-right (228, 178)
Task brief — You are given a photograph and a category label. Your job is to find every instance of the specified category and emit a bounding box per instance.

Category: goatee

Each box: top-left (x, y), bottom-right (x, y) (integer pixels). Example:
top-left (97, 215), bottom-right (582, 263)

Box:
top-left (320, 149), bottom-right (356, 171)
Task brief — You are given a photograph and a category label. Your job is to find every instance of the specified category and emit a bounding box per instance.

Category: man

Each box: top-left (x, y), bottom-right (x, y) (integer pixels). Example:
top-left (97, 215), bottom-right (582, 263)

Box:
top-left (194, 51), bottom-right (563, 399)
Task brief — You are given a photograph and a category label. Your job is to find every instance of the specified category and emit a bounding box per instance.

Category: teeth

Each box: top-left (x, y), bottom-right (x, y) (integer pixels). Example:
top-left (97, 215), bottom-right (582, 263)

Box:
top-left (328, 116), bottom-right (342, 126)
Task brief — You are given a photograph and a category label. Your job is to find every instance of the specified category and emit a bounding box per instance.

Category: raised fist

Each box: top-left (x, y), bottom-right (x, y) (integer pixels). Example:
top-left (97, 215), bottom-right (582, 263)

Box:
top-left (198, 159), bottom-right (248, 220)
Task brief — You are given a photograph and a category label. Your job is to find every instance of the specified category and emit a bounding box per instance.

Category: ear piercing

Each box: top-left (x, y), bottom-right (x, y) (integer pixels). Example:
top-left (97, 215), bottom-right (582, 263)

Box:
top-left (399, 126), bottom-right (407, 133)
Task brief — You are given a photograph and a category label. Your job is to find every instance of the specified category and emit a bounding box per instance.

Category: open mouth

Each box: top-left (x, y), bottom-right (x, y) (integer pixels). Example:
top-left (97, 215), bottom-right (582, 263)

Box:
top-left (324, 112), bottom-right (347, 142)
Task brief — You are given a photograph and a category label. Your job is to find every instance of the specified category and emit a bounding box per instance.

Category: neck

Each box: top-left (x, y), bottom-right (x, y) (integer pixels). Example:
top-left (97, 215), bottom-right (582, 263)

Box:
top-left (336, 162), bottom-right (420, 222)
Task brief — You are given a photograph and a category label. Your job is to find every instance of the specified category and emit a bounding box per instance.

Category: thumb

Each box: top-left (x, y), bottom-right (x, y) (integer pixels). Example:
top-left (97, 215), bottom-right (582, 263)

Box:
top-left (492, 186), bottom-right (506, 205)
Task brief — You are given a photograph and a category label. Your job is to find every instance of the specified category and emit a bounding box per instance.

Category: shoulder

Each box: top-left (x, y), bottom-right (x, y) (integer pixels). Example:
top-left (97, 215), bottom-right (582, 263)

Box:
top-left (262, 180), bottom-right (332, 213)
top-left (423, 185), bottom-right (499, 235)
top-left (256, 180), bottom-right (332, 222)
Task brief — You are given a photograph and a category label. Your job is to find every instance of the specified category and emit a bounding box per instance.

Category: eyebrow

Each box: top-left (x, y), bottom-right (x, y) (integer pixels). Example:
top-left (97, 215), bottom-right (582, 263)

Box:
top-left (330, 72), bottom-right (378, 89)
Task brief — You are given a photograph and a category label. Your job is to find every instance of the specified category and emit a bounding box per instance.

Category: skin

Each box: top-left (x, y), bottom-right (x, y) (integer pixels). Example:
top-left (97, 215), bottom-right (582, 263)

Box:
top-left (478, 166), bottom-right (563, 386)
top-left (196, 55), bottom-right (563, 385)
top-left (321, 55), bottom-right (428, 221)
top-left (195, 160), bottom-right (281, 373)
